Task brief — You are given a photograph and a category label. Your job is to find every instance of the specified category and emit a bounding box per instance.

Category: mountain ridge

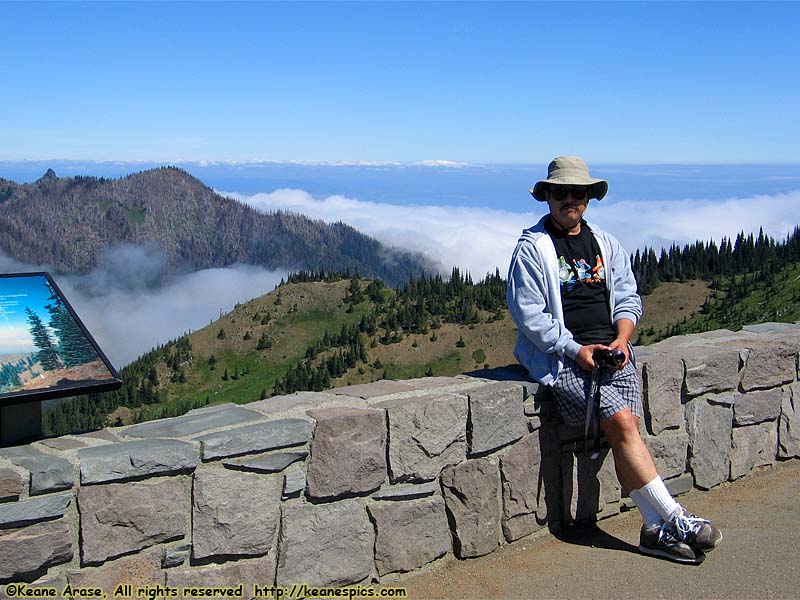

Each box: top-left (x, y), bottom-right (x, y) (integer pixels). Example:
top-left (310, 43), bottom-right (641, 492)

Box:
top-left (0, 167), bottom-right (431, 286)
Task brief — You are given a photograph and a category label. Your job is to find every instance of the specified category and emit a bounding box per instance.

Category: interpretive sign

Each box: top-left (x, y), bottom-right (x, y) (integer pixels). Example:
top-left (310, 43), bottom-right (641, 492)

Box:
top-left (0, 272), bottom-right (121, 407)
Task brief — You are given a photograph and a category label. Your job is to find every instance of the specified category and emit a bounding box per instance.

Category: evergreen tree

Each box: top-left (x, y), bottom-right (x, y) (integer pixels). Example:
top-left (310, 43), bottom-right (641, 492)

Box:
top-left (25, 307), bottom-right (61, 371)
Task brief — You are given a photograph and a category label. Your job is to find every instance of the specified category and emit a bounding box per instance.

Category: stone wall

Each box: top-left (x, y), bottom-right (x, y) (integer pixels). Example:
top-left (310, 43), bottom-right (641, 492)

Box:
top-left (1, 324), bottom-right (798, 597)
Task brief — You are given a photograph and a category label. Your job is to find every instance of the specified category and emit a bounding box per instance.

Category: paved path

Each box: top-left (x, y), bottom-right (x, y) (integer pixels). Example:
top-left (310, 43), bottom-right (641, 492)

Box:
top-left (397, 460), bottom-right (800, 600)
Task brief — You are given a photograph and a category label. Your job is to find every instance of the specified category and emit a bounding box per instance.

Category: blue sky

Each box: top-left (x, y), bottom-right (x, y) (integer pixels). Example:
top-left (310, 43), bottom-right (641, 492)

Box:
top-left (2, 1), bottom-right (799, 164)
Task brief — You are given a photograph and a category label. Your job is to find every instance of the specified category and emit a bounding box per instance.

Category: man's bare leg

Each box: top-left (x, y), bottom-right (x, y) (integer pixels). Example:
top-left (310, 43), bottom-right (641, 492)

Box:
top-left (599, 408), bottom-right (656, 492)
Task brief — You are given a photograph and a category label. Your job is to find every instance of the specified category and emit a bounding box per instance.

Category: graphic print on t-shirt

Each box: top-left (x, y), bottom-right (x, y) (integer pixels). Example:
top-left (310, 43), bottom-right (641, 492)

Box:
top-left (558, 254), bottom-right (605, 292)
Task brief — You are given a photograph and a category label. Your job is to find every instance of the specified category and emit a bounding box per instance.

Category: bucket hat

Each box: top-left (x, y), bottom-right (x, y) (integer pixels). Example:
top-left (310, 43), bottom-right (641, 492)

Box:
top-left (530, 156), bottom-right (608, 202)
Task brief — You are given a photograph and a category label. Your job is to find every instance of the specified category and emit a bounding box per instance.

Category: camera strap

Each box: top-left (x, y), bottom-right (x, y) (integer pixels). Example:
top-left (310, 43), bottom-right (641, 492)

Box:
top-left (584, 366), bottom-right (604, 460)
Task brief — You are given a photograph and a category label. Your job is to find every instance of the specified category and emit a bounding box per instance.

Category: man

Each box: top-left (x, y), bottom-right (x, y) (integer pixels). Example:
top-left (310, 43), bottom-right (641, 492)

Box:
top-left (507, 156), bottom-right (722, 564)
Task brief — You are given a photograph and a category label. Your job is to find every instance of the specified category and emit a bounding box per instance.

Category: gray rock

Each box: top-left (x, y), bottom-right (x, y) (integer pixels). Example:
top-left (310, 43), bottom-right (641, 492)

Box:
top-left (248, 391), bottom-right (366, 416)
top-left (124, 404), bottom-right (264, 438)
top-left (367, 496), bottom-right (451, 576)
top-left (67, 548), bottom-right (162, 594)
top-left (195, 418), bottom-right (313, 461)
top-left (0, 492), bottom-right (72, 527)
top-left (79, 429), bottom-right (120, 442)
top-left (283, 471), bottom-right (305, 499)
top-left (665, 473), bottom-right (694, 497)
top-left (0, 518), bottom-right (72, 580)
top-left (38, 437), bottom-right (87, 451)
top-left (733, 388), bottom-right (782, 426)
top-left (500, 433), bottom-right (544, 541)
top-left (730, 421), bottom-right (778, 480)
top-left (277, 499), bottom-right (374, 587)
top-left (372, 481), bottom-right (438, 501)
top-left (440, 457), bottom-right (501, 558)
top-left (79, 439), bottom-right (199, 484)
top-left (642, 354), bottom-right (685, 434)
top-left (331, 379), bottom-right (414, 398)
top-left (779, 383), bottom-right (800, 458)
top-left (643, 431), bottom-right (689, 479)
top-left (79, 478), bottom-right (187, 564)
top-left (740, 342), bottom-right (797, 391)
top-left (192, 469), bottom-right (281, 560)
top-left (561, 450), bottom-right (620, 525)
top-left (0, 447), bottom-right (75, 495)
top-left (685, 398), bottom-right (733, 489)
top-left (742, 322), bottom-right (800, 333)
top-left (0, 467), bottom-right (24, 500)
top-left (162, 543), bottom-right (192, 568)
top-left (379, 393), bottom-right (467, 483)
top-left (682, 346), bottom-right (740, 397)
top-left (306, 407), bottom-right (386, 499)
top-left (166, 556), bottom-right (276, 596)
top-left (468, 382), bottom-right (527, 455)
top-left (224, 451), bottom-right (308, 473)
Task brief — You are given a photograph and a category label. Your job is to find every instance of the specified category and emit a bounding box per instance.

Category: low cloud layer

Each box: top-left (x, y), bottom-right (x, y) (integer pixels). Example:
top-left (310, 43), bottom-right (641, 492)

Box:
top-left (0, 247), bottom-right (287, 368)
top-left (233, 189), bottom-right (800, 277)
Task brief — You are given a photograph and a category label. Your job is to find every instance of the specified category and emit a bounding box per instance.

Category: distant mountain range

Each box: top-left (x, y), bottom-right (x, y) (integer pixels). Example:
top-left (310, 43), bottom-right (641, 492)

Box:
top-left (0, 167), bottom-right (431, 286)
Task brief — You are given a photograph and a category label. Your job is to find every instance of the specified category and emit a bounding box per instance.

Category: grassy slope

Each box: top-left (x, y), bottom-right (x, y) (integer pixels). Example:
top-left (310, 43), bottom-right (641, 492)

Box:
top-left (118, 259), bottom-right (800, 424)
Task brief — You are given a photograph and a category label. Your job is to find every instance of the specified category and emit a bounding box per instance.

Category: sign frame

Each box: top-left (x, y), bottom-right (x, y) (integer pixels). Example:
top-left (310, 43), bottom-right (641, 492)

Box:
top-left (0, 271), bottom-right (122, 408)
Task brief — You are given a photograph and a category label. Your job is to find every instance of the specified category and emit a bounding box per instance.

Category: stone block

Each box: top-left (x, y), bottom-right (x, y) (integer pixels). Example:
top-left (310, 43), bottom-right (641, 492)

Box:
top-left (467, 382), bottom-right (527, 455)
top-left (740, 342), bottom-right (797, 391)
top-left (372, 481), bottom-right (438, 501)
top-left (731, 421), bottom-right (778, 480)
top-left (682, 346), bottom-right (740, 397)
top-left (733, 388), bottom-right (782, 426)
top-left (561, 450), bottom-right (619, 525)
top-left (685, 398), bottom-right (733, 490)
top-left (306, 407), bottom-right (386, 499)
top-left (192, 469), bottom-right (282, 560)
top-left (79, 478), bottom-right (187, 564)
top-left (0, 518), bottom-right (72, 580)
top-left (642, 353), bottom-right (684, 434)
top-left (500, 433), bottom-right (544, 541)
top-left (195, 419), bottom-right (313, 461)
top-left (0, 467), bottom-right (24, 501)
top-left (367, 496), bottom-right (451, 576)
top-left (162, 544), bottom-right (192, 568)
top-left (38, 437), bottom-right (87, 451)
top-left (0, 448), bottom-right (74, 495)
top-left (0, 492), bottom-right (72, 528)
top-left (277, 499), bottom-right (374, 587)
top-left (779, 383), bottom-right (800, 458)
top-left (440, 457), bottom-right (501, 558)
top-left (67, 549), bottom-right (162, 594)
top-left (124, 404), bottom-right (263, 438)
top-left (282, 471), bottom-right (305, 499)
top-left (166, 556), bottom-right (276, 598)
top-left (643, 431), bottom-right (689, 480)
top-left (223, 451), bottom-right (307, 474)
top-left (79, 439), bottom-right (199, 484)
top-left (379, 393), bottom-right (467, 483)
top-left (665, 473), bottom-right (694, 497)
top-left (331, 379), bottom-right (414, 398)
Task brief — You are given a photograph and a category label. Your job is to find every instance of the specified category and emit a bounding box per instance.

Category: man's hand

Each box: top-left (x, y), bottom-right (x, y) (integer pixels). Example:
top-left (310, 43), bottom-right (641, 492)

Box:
top-left (575, 344), bottom-right (610, 372)
top-left (608, 338), bottom-right (630, 370)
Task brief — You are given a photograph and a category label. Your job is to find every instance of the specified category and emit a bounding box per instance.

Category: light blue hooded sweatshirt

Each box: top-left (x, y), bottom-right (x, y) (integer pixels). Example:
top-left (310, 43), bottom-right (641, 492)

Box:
top-left (507, 215), bottom-right (642, 385)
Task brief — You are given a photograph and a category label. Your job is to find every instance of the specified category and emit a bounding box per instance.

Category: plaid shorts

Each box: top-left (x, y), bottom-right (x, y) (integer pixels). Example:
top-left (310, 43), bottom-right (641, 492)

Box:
top-left (550, 356), bottom-right (642, 427)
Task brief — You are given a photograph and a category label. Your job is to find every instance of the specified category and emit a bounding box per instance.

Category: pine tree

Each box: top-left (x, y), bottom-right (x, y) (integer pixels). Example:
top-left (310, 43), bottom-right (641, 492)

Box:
top-left (25, 307), bottom-right (61, 371)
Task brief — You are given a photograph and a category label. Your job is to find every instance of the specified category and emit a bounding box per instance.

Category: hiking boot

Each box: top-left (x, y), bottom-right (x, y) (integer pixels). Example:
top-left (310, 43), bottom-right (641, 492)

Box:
top-left (639, 523), bottom-right (704, 564)
top-left (671, 508), bottom-right (723, 552)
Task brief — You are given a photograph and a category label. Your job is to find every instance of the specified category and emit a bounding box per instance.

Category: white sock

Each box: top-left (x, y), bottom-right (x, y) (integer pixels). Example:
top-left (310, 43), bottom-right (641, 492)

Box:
top-left (630, 489), bottom-right (662, 528)
top-left (637, 476), bottom-right (681, 522)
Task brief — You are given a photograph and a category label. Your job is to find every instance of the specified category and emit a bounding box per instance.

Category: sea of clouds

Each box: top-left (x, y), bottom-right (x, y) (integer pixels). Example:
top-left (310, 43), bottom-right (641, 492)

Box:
top-left (1, 187), bottom-right (797, 369)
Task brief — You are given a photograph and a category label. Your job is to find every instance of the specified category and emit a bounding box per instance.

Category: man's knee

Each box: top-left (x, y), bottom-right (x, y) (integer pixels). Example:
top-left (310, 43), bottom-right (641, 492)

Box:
top-left (600, 408), bottom-right (641, 445)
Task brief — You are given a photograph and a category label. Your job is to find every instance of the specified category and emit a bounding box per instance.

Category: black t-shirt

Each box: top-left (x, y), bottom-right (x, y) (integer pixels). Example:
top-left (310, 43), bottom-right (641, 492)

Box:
top-left (545, 218), bottom-right (615, 345)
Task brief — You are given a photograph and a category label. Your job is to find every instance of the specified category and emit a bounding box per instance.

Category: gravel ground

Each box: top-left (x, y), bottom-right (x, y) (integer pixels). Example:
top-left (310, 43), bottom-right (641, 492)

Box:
top-left (395, 459), bottom-right (800, 600)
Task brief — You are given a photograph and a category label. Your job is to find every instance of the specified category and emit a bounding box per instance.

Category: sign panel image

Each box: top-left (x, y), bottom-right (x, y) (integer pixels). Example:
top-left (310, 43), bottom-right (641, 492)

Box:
top-left (0, 272), bottom-right (121, 406)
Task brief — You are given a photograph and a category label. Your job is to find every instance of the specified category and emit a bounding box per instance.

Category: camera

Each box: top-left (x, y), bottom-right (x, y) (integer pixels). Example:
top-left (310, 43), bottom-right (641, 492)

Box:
top-left (593, 348), bottom-right (625, 368)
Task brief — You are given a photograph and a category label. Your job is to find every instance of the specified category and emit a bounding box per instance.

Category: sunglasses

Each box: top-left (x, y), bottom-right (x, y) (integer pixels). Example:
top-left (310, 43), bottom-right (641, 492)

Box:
top-left (549, 186), bottom-right (589, 202)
